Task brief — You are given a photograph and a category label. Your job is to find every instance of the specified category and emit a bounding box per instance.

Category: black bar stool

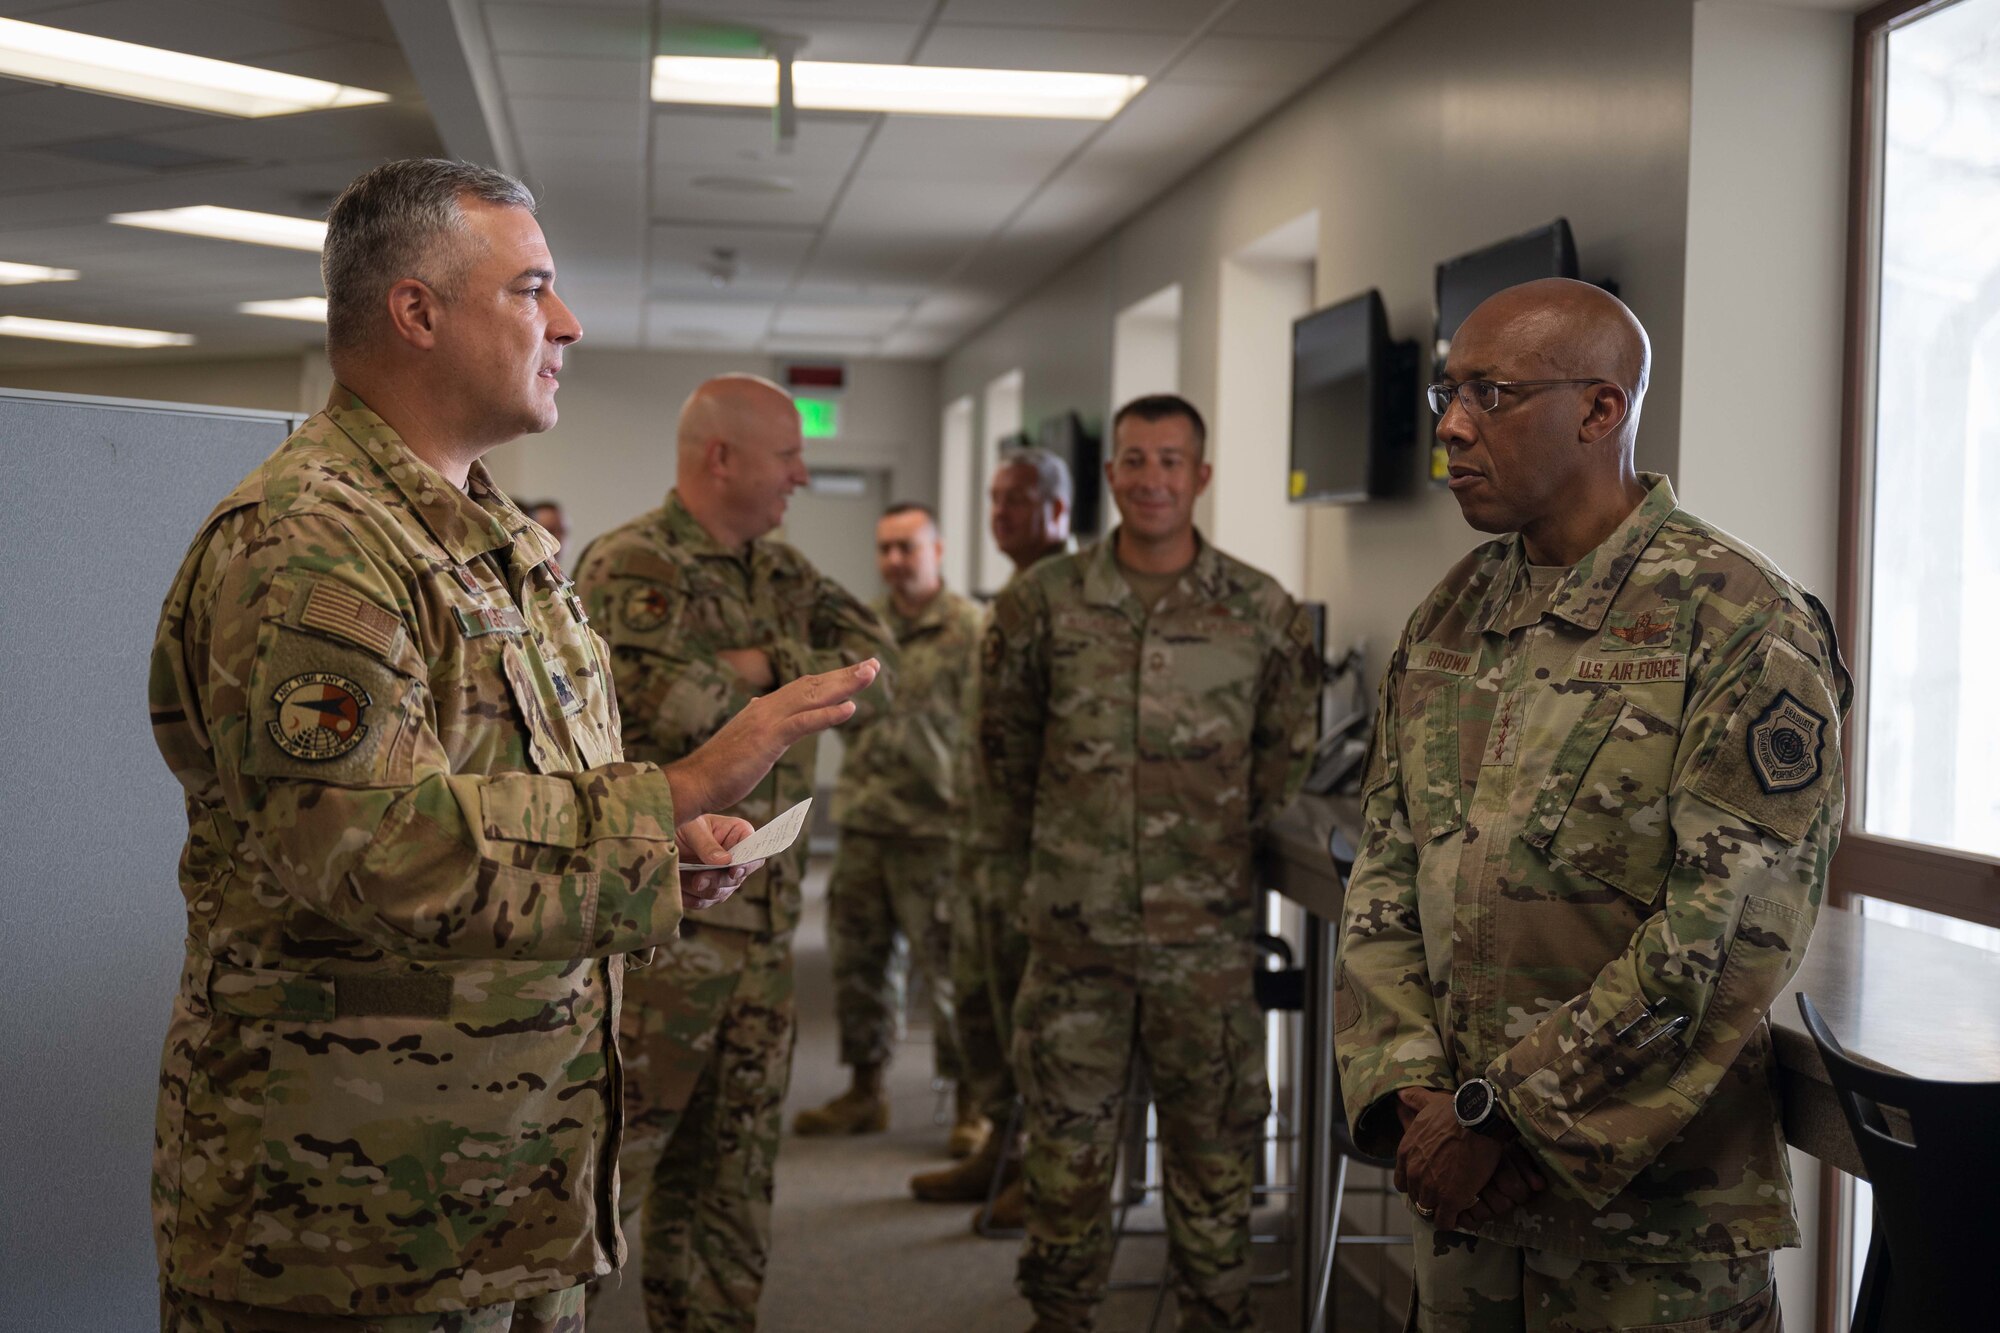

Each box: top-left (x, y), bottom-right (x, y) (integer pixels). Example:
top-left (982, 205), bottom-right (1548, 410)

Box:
top-left (1796, 991), bottom-right (2000, 1333)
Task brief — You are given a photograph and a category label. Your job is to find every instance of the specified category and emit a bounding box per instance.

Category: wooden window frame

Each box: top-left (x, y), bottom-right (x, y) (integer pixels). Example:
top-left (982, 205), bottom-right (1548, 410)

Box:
top-left (1834, 0), bottom-right (2000, 933)
top-left (1823, 5), bottom-right (2000, 1327)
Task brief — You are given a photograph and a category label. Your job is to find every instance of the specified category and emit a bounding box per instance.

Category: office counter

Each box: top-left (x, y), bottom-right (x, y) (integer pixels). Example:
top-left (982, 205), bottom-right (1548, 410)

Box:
top-left (1260, 793), bottom-right (2000, 1320)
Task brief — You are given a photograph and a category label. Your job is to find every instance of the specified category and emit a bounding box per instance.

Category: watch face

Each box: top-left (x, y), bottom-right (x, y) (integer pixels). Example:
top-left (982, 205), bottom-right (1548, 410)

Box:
top-left (1455, 1080), bottom-right (1492, 1125)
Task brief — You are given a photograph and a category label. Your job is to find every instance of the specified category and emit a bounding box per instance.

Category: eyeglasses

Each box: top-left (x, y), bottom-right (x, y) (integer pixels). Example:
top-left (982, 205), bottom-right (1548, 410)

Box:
top-left (1426, 378), bottom-right (1614, 415)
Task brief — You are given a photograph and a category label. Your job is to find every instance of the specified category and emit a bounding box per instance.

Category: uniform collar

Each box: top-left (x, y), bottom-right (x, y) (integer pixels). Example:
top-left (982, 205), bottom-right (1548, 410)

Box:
top-left (1082, 528), bottom-right (1226, 614)
top-left (322, 386), bottom-right (554, 569)
top-left (1469, 472), bottom-right (1679, 635)
top-left (882, 587), bottom-right (955, 636)
top-left (661, 488), bottom-right (751, 563)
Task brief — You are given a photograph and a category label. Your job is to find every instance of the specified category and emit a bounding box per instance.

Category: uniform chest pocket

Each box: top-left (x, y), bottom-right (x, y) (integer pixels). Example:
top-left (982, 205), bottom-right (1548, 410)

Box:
top-left (499, 640), bottom-right (576, 775)
top-left (1395, 675), bottom-right (1464, 846)
top-left (1525, 691), bottom-right (1678, 905)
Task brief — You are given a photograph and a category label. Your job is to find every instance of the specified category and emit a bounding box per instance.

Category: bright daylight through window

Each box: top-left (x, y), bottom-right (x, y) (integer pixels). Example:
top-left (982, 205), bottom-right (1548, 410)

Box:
top-left (1862, 0), bottom-right (2000, 860)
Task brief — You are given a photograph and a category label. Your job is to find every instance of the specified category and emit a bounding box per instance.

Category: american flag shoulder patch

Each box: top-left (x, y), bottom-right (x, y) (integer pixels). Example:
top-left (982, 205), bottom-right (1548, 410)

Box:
top-left (299, 581), bottom-right (402, 658)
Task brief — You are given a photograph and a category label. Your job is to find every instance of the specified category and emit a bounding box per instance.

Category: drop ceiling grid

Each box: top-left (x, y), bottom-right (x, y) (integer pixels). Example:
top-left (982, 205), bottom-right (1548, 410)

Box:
top-left (0, 0), bottom-right (442, 359)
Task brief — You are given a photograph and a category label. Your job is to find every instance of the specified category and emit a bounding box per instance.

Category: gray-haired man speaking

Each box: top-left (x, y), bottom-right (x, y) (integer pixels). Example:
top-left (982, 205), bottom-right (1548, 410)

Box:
top-left (148, 159), bottom-right (877, 1332)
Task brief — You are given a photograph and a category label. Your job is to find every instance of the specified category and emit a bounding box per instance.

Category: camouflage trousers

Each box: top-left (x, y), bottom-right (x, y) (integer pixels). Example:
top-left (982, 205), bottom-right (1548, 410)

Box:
top-left (953, 857), bottom-right (1033, 1125)
top-left (161, 1285), bottom-right (584, 1332)
top-left (596, 922), bottom-right (797, 1333)
top-left (826, 830), bottom-right (959, 1078)
top-left (1013, 939), bottom-right (1269, 1333)
top-left (1406, 1217), bottom-right (1782, 1332)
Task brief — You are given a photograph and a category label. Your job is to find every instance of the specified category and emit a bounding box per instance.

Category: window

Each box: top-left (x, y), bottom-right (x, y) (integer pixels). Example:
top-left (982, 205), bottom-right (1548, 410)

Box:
top-left (1841, 0), bottom-right (2000, 927)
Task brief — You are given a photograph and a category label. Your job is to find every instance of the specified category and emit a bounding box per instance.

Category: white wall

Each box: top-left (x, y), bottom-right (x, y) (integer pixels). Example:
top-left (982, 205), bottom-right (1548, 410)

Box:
top-left (1680, 1), bottom-right (1853, 602)
top-left (1214, 215), bottom-right (1316, 597)
top-left (943, 0), bottom-right (1697, 681)
top-left (0, 352), bottom-right (318, 415)
top-left (1682, 10), bottom-right (1857, 1325)
top-left (1109, 283), bottom-right (1183, 416)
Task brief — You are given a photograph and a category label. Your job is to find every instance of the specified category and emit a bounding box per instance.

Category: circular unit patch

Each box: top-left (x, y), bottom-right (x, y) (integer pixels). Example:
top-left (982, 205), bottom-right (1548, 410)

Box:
top-left (623, 585), bottom-right (672, 633)
top-left (269, 672), bottom-right (373, 761)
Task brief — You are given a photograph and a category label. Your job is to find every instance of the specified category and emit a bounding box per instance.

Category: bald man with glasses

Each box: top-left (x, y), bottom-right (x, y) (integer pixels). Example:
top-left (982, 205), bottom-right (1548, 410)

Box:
top-left (1335, 279), bottom-right (1850, 1331)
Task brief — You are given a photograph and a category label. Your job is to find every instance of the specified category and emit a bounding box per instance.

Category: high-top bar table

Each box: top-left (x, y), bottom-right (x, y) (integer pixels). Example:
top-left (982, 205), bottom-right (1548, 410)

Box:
top-left (1260, 793), bottom-right (2000, 1327)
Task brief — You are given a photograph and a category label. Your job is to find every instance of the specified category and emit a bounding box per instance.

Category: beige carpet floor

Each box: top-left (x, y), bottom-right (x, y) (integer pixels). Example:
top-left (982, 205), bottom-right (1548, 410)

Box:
top-left (592, 856), bottom-right (1378, 1333)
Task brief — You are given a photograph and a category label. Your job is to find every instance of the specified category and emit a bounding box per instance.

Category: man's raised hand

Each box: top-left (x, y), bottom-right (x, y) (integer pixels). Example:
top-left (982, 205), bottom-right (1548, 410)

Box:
top-left (664, 658), bottom-right (881, 823)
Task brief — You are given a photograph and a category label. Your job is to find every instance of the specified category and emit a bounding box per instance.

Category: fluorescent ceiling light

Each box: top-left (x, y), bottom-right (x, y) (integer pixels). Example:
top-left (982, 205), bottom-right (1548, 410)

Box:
top-left (0, 316), bottom-right (193, 348)
top-left (0, 260), bottom-right (79, 285)
top-left (653, 56), bottom-right (1144, 120)
top-left (109, 206), bottom-right (327, 252)
top-left (239, 297), bottom-right (327, 323)
top-left (0, 17), bottom-right (388, 117)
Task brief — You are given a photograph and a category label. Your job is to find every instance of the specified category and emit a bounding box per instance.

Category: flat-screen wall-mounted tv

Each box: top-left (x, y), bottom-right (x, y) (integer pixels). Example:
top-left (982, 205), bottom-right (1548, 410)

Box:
top-left (1288, 289), bottom-right (1417, 505)
top-left (1032, 411), bottom-right (1103, 536)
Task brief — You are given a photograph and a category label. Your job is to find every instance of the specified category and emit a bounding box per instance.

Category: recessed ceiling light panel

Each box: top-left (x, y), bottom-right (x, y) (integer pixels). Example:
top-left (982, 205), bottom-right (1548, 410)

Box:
top-left (0, 316), bottom-right (193, 348)
top-left (109, 206), bottom-right (327, 252)
top-left (653, 56), bottom-right (1144, 120)
top-left (0, 261), bottom-right (79, 285)
top-left (0, 17), bottom-right (389, 117)
top-left (239, 297), bottom-right (328, 323)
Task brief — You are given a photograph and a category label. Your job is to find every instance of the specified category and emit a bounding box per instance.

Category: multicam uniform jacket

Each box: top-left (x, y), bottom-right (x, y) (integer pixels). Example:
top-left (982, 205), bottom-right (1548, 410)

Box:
top-left (148, 390), bottom-right (686, 1316)
top-left (977, 533), bottom-right (1320, 947)
top-left (832, 589), bottom-right (983, 837)
top-left (573, 490), bottom-right (895, 935)
top-left (1334, 474), bottom-right (1852, 1262)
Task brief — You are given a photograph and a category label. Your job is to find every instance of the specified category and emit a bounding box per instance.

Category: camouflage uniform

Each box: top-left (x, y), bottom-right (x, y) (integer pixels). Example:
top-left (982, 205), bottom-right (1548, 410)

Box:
top-left (1334, 475), bottom-right (1849, 1331)
top-left (979, 534), bottom-right (1319, 1331)
top-left (827, 589), bottom-right (984, 1078)
top-left (574, 490), bottom-right (893, 1331)
top-left (952, 539), bottom-right (1074, 1128)
top-left (148, 390), bottom-right (683, 1324)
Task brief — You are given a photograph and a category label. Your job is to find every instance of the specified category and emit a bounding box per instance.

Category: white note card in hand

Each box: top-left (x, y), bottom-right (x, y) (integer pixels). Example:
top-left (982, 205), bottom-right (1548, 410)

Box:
top-left (679, 798), bottom-right (812, 871)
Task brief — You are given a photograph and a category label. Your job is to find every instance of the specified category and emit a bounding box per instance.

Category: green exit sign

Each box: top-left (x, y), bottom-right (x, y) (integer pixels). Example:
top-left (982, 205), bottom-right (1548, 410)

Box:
top-left (798, 396), bottom-right (839, 439)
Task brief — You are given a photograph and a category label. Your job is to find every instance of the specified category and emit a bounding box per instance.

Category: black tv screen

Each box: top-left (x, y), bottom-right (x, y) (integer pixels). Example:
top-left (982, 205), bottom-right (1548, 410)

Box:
top-left (1433, 218), bottom-right (1579, 373)
top-left (1033, 411), bottom-right (1103, 535)
top-left (1289, 289), bottom-right (1414, 504)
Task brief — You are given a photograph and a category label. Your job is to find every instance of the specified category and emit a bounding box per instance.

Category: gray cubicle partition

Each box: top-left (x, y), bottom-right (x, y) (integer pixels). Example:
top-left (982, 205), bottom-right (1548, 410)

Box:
top-left (0, 388), bottom-right (300, 1330)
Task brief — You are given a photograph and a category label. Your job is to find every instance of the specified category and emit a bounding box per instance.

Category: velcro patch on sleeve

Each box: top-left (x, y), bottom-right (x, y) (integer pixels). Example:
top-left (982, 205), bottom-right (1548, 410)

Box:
top-left (299, 580), bottom-right (403, 659)
top-left (1689, 636), bottom-right (1840, 844)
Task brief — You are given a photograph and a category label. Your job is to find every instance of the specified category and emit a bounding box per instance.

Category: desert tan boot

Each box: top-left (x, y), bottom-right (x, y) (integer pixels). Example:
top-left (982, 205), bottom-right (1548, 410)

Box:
top-left (910, 1133), bottom-right (1015, 1201)
top-left (947, 1085), bottom-right (992, 1160)
top-left (792, 1065), bottom-right (889, 1136)
top-left (979, 1176), bottom-right (1027, 1232)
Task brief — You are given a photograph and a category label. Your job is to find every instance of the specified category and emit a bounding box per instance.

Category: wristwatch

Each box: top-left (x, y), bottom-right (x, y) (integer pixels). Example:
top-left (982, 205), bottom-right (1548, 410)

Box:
top-left (1453, 1078), bottom-right (1505, 1135)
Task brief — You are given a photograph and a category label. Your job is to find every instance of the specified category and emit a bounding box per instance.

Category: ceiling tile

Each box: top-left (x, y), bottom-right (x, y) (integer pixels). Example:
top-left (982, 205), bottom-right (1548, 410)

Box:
top-left (651, 107), bottom-right (875, 173)
top-left (647, 222), bottom-right (816, 295)
top-left (771, 302), bottom-right (910, 337)
top-left (703, 2), bottom-right (942, 22)
top-left (644, 296), bottom-right (775, 346)
top-left (858, 115), bottom-right (1096, 184)
top-left (916, 23), bottom-right (1178, 74)
top-left (485, 3), bottom-right (647, 58)
top-left (0, 87), bottom-right (218, 149)
top-left (514, 97), bottom-right (647, 140)
top-left (935, 0), bottom-right (1218, 33)
top-left (8, 0), bottom-right (330, 59)
top-left (651, 168), bottom-right (843, 228)
top-left (829, 177), bottom-right (1035, 239)
top-left (497, 53), bottom-right (646, 100)
top-left (660, 17), bottom-right (923, 64)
